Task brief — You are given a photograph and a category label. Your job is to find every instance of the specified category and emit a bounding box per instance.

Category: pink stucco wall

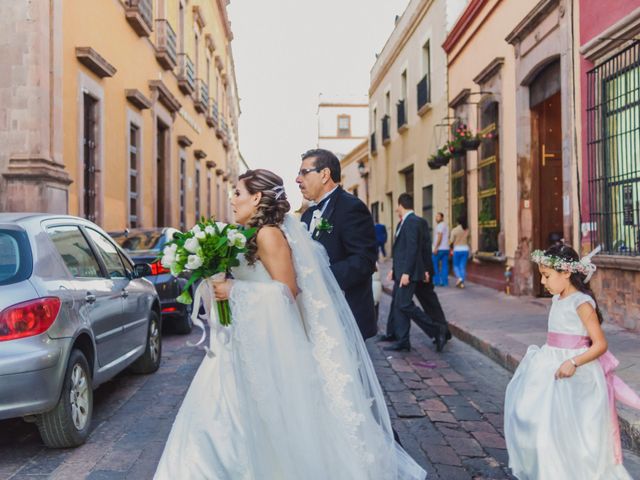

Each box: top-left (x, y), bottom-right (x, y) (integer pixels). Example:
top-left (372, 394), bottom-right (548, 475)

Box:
top-left (579, 1), bottom-right (640, 245)
top-left (580, 1), bottom-right (640, 45)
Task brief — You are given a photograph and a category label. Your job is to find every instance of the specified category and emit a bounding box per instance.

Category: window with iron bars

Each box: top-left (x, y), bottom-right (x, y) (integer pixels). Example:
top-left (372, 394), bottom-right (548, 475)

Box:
top-left (586, 41), bottom-right (640, 256)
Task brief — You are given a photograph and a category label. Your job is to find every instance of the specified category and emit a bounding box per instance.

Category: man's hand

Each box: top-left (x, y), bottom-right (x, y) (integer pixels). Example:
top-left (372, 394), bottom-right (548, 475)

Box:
top-left (400, 273), bottom-right (410, 287)
top-left (387, 270), bottom-right (393, 282)
top-left (424, 271), bottom-right (430, 283)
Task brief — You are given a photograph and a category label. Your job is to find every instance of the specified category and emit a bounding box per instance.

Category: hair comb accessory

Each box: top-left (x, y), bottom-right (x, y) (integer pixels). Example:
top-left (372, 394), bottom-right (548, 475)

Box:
top-left (272, 185), bottom-right (286, 200)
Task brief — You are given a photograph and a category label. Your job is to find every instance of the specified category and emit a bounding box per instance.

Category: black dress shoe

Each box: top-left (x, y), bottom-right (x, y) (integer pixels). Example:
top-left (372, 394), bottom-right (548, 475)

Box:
top-left (377, 334), bottom-right (397, 342)
top-left (435, 331), bottom-right (448, 353)
top-left (383, 342), bottom-right (411, 352)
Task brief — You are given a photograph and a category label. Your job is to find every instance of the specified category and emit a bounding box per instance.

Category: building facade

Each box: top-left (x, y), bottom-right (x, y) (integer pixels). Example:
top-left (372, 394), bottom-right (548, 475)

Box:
top-left (577, 1), bottom-right (640, 330)
top-left (317, 95), bottom-right (368, 158)
top-left (339, 140), bottom-right (369, 205)
top-left (443, 0), bottom-right (580, 293)
top-left (368, 0), bottom-right (468, 252)
top-left (0, 0), bottom-right (240, 231)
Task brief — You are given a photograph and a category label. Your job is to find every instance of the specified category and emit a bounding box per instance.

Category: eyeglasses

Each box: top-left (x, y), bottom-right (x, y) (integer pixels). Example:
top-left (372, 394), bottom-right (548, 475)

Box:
top-left (297, 167), bottom-right (323, 177)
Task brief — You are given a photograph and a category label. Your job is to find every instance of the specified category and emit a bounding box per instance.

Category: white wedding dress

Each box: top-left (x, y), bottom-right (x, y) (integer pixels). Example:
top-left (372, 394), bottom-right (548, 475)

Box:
top-left (504, 292), bottom-right (632, 480)
top-left (154, 215), bottom-right (426, 480)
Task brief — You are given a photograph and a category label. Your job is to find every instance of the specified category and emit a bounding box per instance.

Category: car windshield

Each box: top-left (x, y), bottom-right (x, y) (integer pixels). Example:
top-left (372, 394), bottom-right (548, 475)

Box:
top-left (0, 228), bottom-right (32, 285)
top-left (111, 230), bottom-right (167, 253)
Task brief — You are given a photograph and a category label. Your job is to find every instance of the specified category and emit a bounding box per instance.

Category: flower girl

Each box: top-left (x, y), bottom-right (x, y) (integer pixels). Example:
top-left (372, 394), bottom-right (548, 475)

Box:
top-left (504, 244), bottom-right (640, 479)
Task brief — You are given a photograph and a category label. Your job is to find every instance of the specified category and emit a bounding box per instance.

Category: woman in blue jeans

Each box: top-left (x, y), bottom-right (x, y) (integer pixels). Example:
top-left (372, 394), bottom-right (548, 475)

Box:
top-left (449, 216), bottom-right (470, 288)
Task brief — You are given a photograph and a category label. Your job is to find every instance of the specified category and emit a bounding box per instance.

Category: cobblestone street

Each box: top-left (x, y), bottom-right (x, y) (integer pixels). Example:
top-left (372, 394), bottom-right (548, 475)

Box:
top-left (2, 292), bottom-right (639, 479)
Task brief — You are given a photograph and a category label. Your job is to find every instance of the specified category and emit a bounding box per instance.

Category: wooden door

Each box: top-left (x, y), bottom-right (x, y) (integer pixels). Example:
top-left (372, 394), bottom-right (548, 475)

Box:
top-left (531, 91), bottom-right (563, 294)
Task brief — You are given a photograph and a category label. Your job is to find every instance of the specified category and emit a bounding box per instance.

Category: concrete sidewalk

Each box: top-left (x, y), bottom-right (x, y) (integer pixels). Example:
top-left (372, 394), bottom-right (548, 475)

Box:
top-left (378, 258), bottom-right (640, 454)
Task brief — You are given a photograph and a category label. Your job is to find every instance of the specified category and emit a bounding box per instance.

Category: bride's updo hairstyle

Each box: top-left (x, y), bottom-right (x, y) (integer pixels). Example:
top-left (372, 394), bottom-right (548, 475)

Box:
top-left (238, 169), bottom-right (290, 265)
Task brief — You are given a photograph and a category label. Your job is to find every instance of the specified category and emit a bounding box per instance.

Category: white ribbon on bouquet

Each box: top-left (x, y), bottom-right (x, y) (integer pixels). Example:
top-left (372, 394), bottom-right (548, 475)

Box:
top-left (186, 272), bottom-right (227, 358)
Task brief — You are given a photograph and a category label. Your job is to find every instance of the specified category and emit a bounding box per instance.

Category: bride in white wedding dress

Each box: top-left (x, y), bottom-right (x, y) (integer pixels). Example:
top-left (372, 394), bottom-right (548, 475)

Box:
top-left (154, 169), bottom-right (426, 480)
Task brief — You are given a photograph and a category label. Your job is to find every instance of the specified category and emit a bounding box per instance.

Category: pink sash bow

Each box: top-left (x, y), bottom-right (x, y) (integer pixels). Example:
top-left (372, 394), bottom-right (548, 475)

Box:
top-left (547, 332), bottom-right (640, 464)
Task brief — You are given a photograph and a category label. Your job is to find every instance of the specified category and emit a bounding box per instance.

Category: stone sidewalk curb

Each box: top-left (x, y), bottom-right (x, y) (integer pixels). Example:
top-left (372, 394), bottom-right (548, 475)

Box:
top-left (380, 272), bottom-right (640, 455)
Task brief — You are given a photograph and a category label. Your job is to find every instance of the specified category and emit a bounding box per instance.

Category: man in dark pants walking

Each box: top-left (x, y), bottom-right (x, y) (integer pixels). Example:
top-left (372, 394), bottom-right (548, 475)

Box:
top-left (382, 194), bottom-right (449, 352)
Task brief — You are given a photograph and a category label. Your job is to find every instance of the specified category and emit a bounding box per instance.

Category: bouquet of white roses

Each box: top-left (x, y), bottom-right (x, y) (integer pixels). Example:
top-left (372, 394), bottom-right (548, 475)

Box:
top-left (159, 219), bottom-right (256, 326)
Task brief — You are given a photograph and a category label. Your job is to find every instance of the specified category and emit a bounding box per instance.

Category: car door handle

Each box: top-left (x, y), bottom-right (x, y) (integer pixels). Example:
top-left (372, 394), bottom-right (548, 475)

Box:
top-left (121, 289), bottom-right (129, 298)
top-left (85, 293), bottom-right (96, 304)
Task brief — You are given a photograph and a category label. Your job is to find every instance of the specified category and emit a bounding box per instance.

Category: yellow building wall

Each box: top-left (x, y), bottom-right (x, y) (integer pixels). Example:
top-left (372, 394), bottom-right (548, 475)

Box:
top-left (368, 0), bottom-right (450, 247)
top-left (446, 0), bottom-right (538, 261)
top-left (63, 0), bottom-right (234, 231)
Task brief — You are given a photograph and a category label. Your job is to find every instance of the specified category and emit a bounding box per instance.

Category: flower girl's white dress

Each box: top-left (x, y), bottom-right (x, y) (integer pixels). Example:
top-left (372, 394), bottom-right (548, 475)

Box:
top-left (154, 215), bottom-right (425, 480)
top-left (504, 292), bottom-right (634, 480)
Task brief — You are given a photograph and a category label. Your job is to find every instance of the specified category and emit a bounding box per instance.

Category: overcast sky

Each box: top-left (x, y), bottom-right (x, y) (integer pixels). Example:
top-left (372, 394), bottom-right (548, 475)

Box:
top-left (227, 0), bottom-right (410, 208)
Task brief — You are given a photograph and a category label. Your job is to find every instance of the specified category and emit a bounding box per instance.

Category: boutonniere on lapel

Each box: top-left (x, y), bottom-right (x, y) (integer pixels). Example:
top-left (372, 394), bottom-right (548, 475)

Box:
top-left (311, 208), bottom-right (333, 239)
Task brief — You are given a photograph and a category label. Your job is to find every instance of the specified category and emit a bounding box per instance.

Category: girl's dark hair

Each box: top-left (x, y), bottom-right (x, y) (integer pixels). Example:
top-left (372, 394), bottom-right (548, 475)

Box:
top-left (238, 169), bottom-right (290, 265)
top-left (544, 244), bottom-right (604, 324)
top-left (457, 215), bottom-right (468, 230)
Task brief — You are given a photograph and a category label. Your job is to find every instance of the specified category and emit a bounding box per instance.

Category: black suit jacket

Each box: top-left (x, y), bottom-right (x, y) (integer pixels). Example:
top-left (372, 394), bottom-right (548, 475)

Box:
top-left (301, 187), bottom-right (378, 339)
top-left (392, 213), bottom-right (427, 282)
top-left (417, 215), bottom-right (435, 277)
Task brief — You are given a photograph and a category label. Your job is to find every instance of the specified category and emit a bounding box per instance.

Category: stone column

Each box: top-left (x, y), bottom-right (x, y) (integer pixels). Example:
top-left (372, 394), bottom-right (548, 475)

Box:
top-left (0, 0), bottom-right (71, 213)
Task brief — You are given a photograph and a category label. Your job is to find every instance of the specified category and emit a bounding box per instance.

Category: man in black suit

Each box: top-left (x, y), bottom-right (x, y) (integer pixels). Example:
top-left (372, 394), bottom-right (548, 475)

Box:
top-left (298, 149), bottom-right (378, 340)
top-left (415, 213), bottom-right (451, 346)
top-left (383, 193), bottom-right (449, 352)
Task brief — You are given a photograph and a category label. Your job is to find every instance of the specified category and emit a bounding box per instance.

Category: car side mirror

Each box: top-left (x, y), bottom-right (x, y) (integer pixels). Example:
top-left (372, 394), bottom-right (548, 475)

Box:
top-left (133, 263), bottom-right (152, 278)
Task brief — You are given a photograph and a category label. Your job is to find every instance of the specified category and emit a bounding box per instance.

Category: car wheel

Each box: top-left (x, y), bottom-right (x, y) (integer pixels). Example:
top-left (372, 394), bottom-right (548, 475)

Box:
top-left (36, 349), bottom-right (93, 448)
top-left (174, 296), bottom-right (193, 334)
top-left (130, 310), bottom-right (162, 374)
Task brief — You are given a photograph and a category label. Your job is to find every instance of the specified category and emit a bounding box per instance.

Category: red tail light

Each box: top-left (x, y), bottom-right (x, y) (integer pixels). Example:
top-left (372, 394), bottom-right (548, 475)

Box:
top-left (150, 260), bottom-right (169, 276)
top-left (0, 297), bottom-right (61, 342)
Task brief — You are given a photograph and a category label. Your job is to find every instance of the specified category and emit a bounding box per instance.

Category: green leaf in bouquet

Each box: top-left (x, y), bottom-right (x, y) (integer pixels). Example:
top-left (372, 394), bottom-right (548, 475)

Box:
top-left (176, 290), bottom-right (193, 304)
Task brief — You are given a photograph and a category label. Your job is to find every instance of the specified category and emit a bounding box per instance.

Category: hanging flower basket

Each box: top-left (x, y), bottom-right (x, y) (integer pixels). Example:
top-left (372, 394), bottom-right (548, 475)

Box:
top-left (447, 137), bottom-right (465, 157)
top-left (428, 160), bottom-right (441, 170)
top-left (429, 147), bottom-right (452, 167)
top-left (462, 137), bottom-right (481, 150)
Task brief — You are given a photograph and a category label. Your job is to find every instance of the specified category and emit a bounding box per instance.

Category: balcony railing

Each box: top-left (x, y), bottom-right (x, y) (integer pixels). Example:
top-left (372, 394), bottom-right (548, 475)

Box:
top-left (155, 19), bottom-right (177, 70)
top-left (221, 118), bottom-right (229, 148)
top-left (370, 132), bottom-right (377, 154)
top-left (417, 74), bottom-right (431, 113)
top-left (207, 99), bottom-right (219, 128)
top-left (381, 115), bottom-right (390, 144)
top-left (125, 0), bottom-right (153, 37)
top-left (397, 99), bottom-right (407, 131)
top-left (211, 101), bottom-right (220, 126)
top-left (195, 79), bottom-right (209, 114)
top-left (177, 53), bottom-right (195, 95)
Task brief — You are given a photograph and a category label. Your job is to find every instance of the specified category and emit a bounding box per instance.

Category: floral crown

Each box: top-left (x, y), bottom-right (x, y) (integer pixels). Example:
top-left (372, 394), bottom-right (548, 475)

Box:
top-left (530, 246), bottom-right (601, 282)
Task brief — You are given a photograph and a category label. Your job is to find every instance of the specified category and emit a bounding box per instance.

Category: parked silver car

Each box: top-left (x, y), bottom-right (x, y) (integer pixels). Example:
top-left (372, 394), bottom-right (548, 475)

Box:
top-left (0, 213), bottom-right (162, 448)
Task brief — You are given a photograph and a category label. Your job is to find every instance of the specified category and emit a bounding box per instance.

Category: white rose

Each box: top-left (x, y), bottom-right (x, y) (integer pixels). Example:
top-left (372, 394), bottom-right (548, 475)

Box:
top-left (191, 225), bottom-right (202, 234)
top-left (216, 221), bottom-right (227, 231)
top-left (195, 231), bottom-right (206, 240)
top-left (226, 231), bottom-right (239, 247)
top-left (233, 233), bottom-right (247, 248)
top-left (185, 254), bottom-right (203, 270)
top-left (160, 244), bottom-right (177, 267)
top-left (184, 237), bottom-right (200, 253)
top-left (204, 225), bottom-right (215, 235)
top-left (161, 253), bottom-right (175, 268)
